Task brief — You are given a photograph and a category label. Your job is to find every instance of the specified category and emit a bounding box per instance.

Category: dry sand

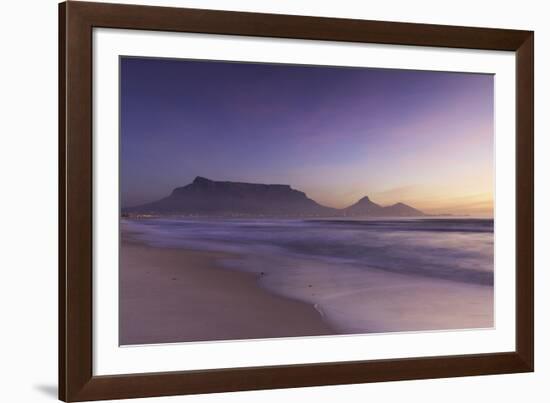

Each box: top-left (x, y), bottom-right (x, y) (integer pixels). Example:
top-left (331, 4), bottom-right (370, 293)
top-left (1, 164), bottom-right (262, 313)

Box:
top-left (120, 241), bottom-right (333, 345)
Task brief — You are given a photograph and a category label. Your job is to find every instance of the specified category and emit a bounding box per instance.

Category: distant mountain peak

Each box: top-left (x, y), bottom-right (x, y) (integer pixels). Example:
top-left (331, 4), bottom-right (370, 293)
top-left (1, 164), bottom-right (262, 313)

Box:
top-left (382, 201), bottom-right (425, 217)
top-left (344, 195), bottom-right (382, 216)
top-left (343, 195), bottom-right (424, 218)
top-left (357, 196), bottom-right (373, 203)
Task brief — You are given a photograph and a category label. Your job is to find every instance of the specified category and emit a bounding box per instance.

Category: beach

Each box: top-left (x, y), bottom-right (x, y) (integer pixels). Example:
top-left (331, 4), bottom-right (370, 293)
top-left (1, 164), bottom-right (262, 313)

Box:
top-left (120, 218), bottom-right (494, 345)
top-left (120, 239), bottom-right (333, 345)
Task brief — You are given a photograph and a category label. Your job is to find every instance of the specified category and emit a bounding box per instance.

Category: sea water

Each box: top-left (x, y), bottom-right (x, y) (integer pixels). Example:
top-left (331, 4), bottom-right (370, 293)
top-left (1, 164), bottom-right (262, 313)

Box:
top-left (122, 218), bottom-right (494, 334)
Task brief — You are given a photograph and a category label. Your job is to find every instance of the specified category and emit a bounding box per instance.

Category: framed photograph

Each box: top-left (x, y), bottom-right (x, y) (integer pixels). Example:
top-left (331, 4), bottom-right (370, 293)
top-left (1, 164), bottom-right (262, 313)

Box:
top-left (59, 1), bottom-right (534, 401)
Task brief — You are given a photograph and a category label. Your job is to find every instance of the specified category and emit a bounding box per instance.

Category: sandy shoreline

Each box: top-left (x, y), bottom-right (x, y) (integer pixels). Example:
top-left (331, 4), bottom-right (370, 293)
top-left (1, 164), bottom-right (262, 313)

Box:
top-left (120, 221), bottom-right (493, 344)
top-left (120, 239), bottom-right (333, 345)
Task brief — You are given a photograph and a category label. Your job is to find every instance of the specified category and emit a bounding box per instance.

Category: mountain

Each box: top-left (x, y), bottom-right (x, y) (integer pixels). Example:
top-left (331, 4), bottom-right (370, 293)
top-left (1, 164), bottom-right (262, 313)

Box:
top-left (381, 202), bottom-right (425, 217)
top-left (124, 177), bottom-right (425, 218)
top-left (343, 196), bottom-right (385, 216)
top-left (343, 197), bottom-right (425, 217)
top-left (125, 176), bottom-right (337, 217)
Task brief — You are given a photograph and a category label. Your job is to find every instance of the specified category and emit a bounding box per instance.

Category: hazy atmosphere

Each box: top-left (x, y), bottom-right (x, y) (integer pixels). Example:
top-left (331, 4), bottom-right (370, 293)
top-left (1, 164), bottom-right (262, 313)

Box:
top-left (121, 57), bottom-right (494, 216)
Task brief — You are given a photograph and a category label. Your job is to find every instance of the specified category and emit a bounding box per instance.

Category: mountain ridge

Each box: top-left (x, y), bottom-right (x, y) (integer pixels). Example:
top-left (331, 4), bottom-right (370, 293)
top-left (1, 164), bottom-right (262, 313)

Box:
top-left (124, 177), bottom-right (425, 218)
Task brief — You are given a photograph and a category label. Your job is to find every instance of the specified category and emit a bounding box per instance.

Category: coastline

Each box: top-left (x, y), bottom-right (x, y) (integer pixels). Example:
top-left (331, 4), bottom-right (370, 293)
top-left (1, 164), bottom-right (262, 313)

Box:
top-left (120, 219), bottom-right (494, 344)
top-left (120, 237), bottom-right (334, 345)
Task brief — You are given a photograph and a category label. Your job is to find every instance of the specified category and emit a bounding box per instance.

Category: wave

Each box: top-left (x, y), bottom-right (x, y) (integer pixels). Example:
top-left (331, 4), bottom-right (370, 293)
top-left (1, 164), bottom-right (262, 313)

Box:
top-left (122, 217), bottom-right (494, 334)
top-left (122, 217), bottom-right (493, 286)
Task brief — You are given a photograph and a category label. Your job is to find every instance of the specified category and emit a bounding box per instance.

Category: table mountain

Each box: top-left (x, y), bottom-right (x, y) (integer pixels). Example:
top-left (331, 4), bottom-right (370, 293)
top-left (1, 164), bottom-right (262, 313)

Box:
top-left (125, 176), bottom-right (337, 217)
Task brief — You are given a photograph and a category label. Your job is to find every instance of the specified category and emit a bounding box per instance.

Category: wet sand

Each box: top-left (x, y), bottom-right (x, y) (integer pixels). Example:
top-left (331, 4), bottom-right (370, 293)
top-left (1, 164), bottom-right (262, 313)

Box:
top-left (119, 240), bottom-right (333, 345)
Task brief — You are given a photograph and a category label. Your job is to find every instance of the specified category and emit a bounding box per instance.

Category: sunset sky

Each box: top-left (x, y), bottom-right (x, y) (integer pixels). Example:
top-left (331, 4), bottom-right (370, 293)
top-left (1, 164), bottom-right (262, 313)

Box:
top-left (121, 57), bottom-right (494, 216)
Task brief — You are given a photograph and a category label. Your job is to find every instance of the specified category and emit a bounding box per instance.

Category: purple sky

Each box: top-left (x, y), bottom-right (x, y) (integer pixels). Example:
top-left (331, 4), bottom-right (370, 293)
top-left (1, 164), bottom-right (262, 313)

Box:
top-left (121, 57), bottom-right (494, 215)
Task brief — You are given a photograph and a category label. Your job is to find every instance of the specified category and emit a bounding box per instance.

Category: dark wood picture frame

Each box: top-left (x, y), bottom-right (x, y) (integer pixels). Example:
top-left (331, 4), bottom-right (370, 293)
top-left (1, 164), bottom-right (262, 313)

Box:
top-left (59, 1), bottom-right (534, 401)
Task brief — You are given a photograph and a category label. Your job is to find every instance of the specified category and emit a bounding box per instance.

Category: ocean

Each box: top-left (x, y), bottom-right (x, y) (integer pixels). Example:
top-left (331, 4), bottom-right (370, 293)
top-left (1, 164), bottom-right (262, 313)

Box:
top-left (122, 217), bottom-right (494, 334)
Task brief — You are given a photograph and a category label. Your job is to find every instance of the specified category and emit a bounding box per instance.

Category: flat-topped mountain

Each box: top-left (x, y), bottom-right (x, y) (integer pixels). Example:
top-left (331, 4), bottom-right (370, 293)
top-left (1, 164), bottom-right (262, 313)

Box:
top-left (126, 177), bottom-right (336, 217)
top-left (124, 177), bottom-right (425, 218)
